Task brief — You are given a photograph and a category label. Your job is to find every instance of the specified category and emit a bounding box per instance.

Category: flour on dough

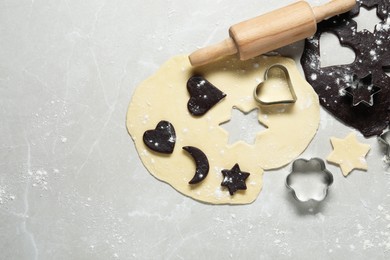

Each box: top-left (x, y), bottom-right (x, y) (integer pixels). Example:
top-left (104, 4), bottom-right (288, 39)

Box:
top-left (127, 55), bottom-right (320, 204)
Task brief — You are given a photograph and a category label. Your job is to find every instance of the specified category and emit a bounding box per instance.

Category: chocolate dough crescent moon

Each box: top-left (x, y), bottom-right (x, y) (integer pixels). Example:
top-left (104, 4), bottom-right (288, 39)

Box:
top-left (182, 146), bottom-right (209, 184)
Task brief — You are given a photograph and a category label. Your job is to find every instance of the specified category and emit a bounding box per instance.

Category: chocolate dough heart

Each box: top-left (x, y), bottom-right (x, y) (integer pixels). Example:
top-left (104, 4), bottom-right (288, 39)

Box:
top-left (187, 75), bottom-right (226, 116)
top-left (300, 0), bottom-right (390, 137)
top-left (143, 121), bottom-right (176, 154)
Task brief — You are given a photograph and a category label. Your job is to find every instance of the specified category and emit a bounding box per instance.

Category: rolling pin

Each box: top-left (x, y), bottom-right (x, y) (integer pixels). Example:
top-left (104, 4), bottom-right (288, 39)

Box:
top-left (189, 0), bottom-right (356, 66)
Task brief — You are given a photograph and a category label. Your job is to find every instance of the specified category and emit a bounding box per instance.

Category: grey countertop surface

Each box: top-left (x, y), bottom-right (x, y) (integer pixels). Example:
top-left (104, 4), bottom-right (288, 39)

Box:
top-left (1, 0), bottom-right (389, 259)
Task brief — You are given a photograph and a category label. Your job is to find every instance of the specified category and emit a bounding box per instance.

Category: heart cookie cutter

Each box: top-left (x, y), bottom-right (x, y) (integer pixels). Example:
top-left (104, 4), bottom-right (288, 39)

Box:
top-left (253, 64), bottom-right (297, 105)
top-left (286, 158), bottom-right (333, 202)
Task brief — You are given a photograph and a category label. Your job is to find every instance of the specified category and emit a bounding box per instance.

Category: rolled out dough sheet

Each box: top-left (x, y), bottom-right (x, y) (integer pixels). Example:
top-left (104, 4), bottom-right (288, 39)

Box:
top-left (127, 55), bottom-right (320, 204)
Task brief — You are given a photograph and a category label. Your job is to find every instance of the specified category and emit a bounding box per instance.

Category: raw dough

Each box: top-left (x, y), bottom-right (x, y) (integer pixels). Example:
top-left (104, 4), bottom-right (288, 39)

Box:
top-left (127, 55), bottom-right (320, 204)
top-left (327, 132), bottom-right (371, 176)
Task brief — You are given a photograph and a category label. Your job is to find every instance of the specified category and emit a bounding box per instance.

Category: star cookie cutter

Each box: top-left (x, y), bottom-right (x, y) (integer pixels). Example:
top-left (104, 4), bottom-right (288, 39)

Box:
top-left (378, 130), bottom-right (390, 158)
top-left (253, 64), bottom-right (297, 106)
top-left (286, 158), bottom-right (333, 202)
top-left (342, 74), bottom-right (381, 107)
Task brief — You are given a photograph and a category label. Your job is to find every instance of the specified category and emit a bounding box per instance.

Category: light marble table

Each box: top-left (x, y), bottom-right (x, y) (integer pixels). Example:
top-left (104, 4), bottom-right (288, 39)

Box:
top-left (0, 0), bottom-right (389, 259)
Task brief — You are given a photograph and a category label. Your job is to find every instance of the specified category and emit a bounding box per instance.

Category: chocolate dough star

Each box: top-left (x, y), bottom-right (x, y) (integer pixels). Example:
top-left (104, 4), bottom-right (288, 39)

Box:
top-left (343, 74), bottom-right (381, 106)
top-left (221, 164), bottom-right (250, 195)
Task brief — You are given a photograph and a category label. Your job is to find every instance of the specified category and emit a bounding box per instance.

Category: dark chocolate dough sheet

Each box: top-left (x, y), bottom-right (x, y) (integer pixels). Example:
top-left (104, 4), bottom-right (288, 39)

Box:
top-left (301, 0), bottom-right (390, 137)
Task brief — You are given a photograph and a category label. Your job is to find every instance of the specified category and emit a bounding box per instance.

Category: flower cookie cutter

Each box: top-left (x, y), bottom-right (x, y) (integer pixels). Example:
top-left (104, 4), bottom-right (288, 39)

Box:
top-left (286, 158), bottom-right (333, 202)
top-left (253, 64), bottom-right (297, 106)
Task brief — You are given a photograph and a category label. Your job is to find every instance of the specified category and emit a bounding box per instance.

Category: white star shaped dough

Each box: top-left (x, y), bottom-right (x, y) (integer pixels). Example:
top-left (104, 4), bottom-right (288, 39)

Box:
top-left (327, 132), bottom-right (370, 177)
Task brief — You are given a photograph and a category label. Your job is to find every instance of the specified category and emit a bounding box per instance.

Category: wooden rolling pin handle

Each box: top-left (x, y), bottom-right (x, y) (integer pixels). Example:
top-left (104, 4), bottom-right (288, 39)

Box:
top-left (188, 38), bottom-right (237, 67)
top-left (189, 0), bottom-right (357, 67)
top-left (313, 0), bottom-right (356, 22)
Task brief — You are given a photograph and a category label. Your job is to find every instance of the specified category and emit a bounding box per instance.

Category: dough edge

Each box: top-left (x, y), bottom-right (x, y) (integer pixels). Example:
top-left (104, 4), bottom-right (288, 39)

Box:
top-left (126, 54), bottom-right (320, 205)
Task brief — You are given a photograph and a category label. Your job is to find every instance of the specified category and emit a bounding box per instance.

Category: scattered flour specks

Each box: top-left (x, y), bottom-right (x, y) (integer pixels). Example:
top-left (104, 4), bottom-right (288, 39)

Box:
top-left (30, 169), bottom-right (49, 190)
top-left (27, 168), bottom-right (59, 190)
top-left (0, 185), bottom-right (15, 205)
top-left (363, 239), bottom-right (374, 249)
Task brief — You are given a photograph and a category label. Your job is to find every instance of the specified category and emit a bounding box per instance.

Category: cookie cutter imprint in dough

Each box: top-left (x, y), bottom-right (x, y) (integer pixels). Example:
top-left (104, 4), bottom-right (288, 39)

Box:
top-left (286, 158), bottom-right (334, 202)
top-left (253, 64), bottom-right (297, 106)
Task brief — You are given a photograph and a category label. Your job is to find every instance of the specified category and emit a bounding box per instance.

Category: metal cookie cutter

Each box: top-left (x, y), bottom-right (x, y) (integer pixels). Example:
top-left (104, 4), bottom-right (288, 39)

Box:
top-left (378, 130), bottom-right (390, 158)
top-left (253, 64), bottom-right (297, 105)
top-left (286, 158), bottom-right (333, 202)
top-left (342, 73), bottom-right (381, 107)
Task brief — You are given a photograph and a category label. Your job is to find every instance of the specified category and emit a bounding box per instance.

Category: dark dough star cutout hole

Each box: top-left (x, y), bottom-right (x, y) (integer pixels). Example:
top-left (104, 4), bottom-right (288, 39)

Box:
top-left (221, 163), bottom-right (250, 195)
top-left (343, 74), bottom-right (381, 106)
top-left (353, 6), bottom-right (382, 33)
